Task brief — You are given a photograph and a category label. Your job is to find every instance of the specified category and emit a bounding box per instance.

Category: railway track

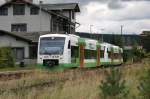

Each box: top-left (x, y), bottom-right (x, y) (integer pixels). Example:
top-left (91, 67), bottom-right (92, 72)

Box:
top-left (0, 61), bottom-right (147, 95)
top-left (0, 64), bottom-right (129, 81)
top-left (0, 62), bottom-right (140, 81)
top-left (0, 66), bottom-right (110, 81)
top-left (0, 68), bottom-right (103, 95)
top-left (0, 59), bottom-right (146, 81)
top-left (0, 70), bottom-right (34, 81)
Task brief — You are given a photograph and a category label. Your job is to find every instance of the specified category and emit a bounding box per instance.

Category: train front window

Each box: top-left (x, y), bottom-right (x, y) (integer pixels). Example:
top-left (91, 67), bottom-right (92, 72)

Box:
top-left (39, 37), bottom-right (65, 55)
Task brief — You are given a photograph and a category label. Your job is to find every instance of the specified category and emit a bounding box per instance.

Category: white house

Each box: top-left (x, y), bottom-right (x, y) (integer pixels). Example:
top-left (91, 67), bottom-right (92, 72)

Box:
top-left (0, 0), bottom-right (80, 34)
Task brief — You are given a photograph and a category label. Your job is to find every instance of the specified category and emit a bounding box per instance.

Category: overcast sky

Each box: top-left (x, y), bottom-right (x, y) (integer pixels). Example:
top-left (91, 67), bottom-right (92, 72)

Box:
top-left (1, 0), bottom-right (150, 34)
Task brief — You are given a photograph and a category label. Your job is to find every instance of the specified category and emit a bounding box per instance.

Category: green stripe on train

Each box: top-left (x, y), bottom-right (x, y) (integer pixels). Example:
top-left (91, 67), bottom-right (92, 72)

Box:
top-left (37, 61), bottom-right (122, 71)
top-left (37, 63), bottom-right (80, 71)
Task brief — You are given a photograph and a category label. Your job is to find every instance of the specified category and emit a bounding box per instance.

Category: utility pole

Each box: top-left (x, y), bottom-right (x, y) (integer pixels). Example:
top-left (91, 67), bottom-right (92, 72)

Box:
top-left (90, 25), bottom-right (93, 33)
top-left (121, 25), bottom-right (123, 36)
top-left (39, 1), bottom-right (43, 32)
top-left (90, 25), bottom-right (93, 39)
top-left (121, 25), bottom-right (124, 48)
top-left (100, 28), bottom-right (104, 42)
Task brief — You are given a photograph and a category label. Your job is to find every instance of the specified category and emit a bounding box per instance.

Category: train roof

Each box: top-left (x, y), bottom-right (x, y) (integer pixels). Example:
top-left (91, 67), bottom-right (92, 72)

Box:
top-left (39, 34), bottom-right (123, 50)
top-left (101, 42), bottom-right (121, 48)
top-left (40, 34), bottom-right (81, 38)
top-left (101, 42), bottom-right (114, 47)
top-left (40, 34), bottom-right (69, 38)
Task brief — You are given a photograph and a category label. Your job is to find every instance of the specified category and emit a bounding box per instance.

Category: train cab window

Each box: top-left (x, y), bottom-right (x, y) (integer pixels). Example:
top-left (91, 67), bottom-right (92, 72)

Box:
top-left (39, 37), bottom-right (65, 55)
top-left (68, 40), bottom-right (71, 49)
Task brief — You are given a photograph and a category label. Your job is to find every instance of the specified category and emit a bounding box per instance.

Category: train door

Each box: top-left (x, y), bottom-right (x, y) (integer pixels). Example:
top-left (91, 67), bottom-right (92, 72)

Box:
top-left (104, 46), bottom-right (108, 61)
top-left (103, 46), bottom-right (108, 63)
top-left (63, 39), bottom-right (71, 64)
top-left (107, 47), bottom-right (112, 63)
top-left (100, 45), bottom-right (105, 63)
top-left (67, 40), bottom-right (71, 63)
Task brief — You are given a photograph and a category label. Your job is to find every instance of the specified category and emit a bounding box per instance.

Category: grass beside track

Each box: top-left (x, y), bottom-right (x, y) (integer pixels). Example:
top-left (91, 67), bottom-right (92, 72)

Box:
top-left (0, 59), bottom-right (149, 99)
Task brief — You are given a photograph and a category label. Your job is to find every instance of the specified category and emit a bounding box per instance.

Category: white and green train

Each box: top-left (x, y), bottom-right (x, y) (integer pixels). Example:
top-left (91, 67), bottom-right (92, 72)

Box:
top-left (37, 34), bottom-right (123, 70)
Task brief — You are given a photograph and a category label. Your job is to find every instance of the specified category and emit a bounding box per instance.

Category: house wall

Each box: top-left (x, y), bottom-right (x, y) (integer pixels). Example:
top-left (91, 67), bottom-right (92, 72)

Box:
top-left (0, 35), bottom-right (29, 58)
top-left (0, 4), bottom-right (51, 32)
top-left (62, 11), bottom-right (70, 18)
top-left (61, 10), bottom-right (76, 34)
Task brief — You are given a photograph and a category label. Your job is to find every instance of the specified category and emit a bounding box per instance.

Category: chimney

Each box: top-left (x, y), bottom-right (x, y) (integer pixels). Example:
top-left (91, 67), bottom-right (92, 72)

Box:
top-left (39, 1), bottom-right (43, 4)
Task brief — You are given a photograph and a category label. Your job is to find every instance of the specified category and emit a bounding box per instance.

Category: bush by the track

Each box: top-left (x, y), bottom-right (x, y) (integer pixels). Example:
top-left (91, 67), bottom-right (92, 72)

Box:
top-left (0, 47), bottom-right (15, 68)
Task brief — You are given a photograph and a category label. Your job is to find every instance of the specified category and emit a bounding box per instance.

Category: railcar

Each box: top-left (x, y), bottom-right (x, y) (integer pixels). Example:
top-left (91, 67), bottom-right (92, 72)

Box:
top-left (37, 34), bottom-right (123, 70)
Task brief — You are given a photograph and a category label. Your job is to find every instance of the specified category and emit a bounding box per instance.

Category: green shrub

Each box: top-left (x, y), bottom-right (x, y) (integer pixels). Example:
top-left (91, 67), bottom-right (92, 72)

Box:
top-left (123, 50), bottom-right (130, 63)
top-left (145, 52), bottom-right (150, 58)
top-left (100, 68), bottom-right (129, 99)
top-left (0, 47), bottom-right (15, 68)
top-left (131, 46), bottom-right (145, 63)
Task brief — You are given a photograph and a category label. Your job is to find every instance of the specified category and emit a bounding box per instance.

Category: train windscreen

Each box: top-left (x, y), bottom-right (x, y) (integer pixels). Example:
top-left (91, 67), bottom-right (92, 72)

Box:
top-left (39, 37), bottom-right (65, 55)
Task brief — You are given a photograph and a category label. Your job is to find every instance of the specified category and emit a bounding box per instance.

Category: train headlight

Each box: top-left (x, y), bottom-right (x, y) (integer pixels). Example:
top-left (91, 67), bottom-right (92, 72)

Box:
top-left (60, 56), bottom-right (63, 60)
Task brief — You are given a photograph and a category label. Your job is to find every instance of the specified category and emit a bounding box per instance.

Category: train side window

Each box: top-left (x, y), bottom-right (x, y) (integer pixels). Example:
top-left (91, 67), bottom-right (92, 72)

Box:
top-left (71, 46), bottom-right (79, 63)
top-left (107, 48), bottom-right (111, 58)
top-left (104, 46), bottom-right (105, 52)
top-left (68, 40), bottom-right (71, 49)
top-left (108, 51), bottom-right (111, 58)
top-left (100, 50), bottom-right (104, 58)
top-left (84, 49), bottom-right (96, 59)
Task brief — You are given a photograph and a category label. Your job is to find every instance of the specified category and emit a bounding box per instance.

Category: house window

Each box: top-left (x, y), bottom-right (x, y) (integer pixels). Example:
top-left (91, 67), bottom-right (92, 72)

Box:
top-left (13, 4), bottom-right (25, 15)
top-left (11, 24), bottom-right (27, 32)
top-left (30, 7), bottom-right (39, 15)
top-left (0, 7), bottom-right (8, 16)
top-left (71, 27), bottom-right (75, 34)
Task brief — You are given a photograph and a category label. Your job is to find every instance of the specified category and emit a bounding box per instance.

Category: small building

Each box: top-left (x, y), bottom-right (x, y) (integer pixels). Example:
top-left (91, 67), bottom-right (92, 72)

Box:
top-left (0, 30), bottom-right (31, 63)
